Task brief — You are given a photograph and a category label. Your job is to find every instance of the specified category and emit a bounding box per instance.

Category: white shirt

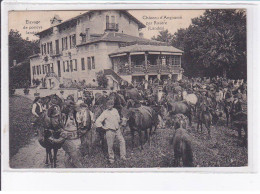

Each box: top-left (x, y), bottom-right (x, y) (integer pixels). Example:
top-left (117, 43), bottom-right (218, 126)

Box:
top-left (32, 102), bottom-right (43, 117)
top-left (95, 108), bottom-right (120, 130)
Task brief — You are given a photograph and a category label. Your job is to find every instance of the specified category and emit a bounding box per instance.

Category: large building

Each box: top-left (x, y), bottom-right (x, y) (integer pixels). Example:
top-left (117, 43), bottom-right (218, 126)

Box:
top-left (30, 10), bottom-right (184, 89)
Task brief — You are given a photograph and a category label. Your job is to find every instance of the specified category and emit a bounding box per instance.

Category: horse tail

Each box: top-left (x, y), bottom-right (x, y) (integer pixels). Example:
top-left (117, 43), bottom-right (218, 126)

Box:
top-left (182, 139), bottom-right (194, 167)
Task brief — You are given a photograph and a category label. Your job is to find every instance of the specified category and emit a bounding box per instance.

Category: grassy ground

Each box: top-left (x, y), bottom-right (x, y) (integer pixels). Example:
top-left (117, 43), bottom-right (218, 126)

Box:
top-left (9, 95), bottom-right (248, 168)
top-left (9, 95), bottom-right (34, 158)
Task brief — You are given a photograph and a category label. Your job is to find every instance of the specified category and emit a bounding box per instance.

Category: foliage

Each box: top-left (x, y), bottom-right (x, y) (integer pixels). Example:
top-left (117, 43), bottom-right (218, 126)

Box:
top-left (96, 71), bottom-right (108, 88)
top-left (151, 29), bottom-right (174, 44)
top-left (9, 30), bottom-right (40, 67)
top-left (153, 10), bottom-right (247, 79)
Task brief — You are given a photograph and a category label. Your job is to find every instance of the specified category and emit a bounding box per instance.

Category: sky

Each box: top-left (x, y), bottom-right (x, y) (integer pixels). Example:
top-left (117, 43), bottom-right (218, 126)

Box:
top-left (8, 10), bottom-right (205, 41)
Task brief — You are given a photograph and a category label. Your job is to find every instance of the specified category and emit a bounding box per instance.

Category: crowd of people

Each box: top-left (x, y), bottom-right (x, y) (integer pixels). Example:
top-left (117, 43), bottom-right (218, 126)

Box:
top-left (31, 75), bottom-right (247, 167)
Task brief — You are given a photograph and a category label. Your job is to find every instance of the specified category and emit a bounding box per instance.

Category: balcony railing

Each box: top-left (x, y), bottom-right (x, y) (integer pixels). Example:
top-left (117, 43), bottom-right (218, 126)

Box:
top-left (106, 23), bottom-right (119, 31)
top-left (118, 64), bottom-right (181, 75)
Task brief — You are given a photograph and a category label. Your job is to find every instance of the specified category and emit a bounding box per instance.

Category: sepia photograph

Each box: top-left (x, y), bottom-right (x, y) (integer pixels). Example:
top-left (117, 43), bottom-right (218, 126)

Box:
top-left (7, 8), bottom-right (248, 169)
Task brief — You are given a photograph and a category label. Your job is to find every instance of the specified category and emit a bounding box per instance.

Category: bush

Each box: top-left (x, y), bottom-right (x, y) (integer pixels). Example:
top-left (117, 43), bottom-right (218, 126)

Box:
top-left (96, 71), bottom-right (108, 88)
top-left (23, 88), bottom-right (29, 95)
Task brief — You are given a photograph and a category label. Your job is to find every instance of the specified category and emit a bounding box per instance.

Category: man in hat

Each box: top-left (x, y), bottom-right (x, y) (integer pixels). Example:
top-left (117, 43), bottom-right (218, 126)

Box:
top-left (232, 95), bottom-right (243, 114)
top-left (31, 97), bottom-right (44, 135)
top-left (95, 100), bottom-right (126, 164)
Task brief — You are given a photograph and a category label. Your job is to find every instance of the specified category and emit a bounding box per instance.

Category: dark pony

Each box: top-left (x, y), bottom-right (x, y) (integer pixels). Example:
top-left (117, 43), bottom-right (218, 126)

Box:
top-left (37, 104), bottom-right (66, 168)
top-left (121, 106), bottom-right (159, 150)
top-left (232, 111), bottom-right (247, 146)
top-left (171, 128), bottom-right (194, 167)
top-left (170, 114), bottom-right (193, 167)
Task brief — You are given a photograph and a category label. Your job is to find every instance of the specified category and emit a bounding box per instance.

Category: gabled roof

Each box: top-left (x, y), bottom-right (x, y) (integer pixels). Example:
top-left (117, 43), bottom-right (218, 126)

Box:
top-left (35, 10), bottom-right (145, 36)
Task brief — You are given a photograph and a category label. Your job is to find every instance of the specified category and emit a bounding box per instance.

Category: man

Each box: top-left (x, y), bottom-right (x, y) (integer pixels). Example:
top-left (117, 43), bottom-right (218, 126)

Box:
top-left (232, 95), bottom-right (243, 114)
top-left (95, 100), bottom-right (127, 164)
top-left (31, 97), bottom-right (44, 135)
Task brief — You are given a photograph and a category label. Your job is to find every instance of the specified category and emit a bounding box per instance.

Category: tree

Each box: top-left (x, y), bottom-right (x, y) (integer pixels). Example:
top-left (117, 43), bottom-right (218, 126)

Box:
top-left (152, 29), bottom-right (174, 44)
top-left (9, 29), bottom-right (40, 67)
top-left (172, 9), bottom-right (246, 79)
top-left (9, 30), bottom-right (40, 88)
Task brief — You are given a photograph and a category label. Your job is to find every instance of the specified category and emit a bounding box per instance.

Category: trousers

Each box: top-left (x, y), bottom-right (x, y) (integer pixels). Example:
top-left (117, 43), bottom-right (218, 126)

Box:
top-left (106, 129), bottom-right (126, 163)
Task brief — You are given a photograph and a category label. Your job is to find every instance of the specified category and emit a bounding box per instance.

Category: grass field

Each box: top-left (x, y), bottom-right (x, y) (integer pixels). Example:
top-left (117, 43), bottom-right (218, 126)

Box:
top-left (9, 95), bottom-right (248, 168)
top-left (9, 95), bottom-right (34, 158)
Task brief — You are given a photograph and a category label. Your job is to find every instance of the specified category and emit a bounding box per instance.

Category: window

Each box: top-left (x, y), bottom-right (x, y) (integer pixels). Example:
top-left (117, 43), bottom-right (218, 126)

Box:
top-left (87, 57), bottom-right (91, 70)
top-left (55, 40), bottom-right (59, 54)
top-left (62, 37), bottom-right (68, 50)
top-left (74, 59), bottom-right (77, 71)
top-left (46, 64), bottom-right (50, 73)
top-left (42, 65), bottom-right (45, 74)
top-left (81, 58), bottom-right (85, 70)
top-left (50, 42), bottom-right (53, 55)
top-left (50, 63), bottom-right (54, 72)
top-left (63, 61), bottom-right (66, 72)
top-left (69, 34), bottom-right (76, 48)
top-left (36, 66), bottom-right (39, 75)
top-left (32, 66), bottom-right (35, 75)
top-left (45, 65), bottom-right (48, 74)
top-left (44, 44), bottom-right (47, 55)
top-left (66, 61), bottom-right (69, 72)
top-left (91, 56), bottom-right (95, 69)
top-left (47, 43), bottom-right (50, 54)
top-left (39, 65), bottom-right (41, 74)
top-left (41, 44), bottom-right (44, 55)
top-left (70, 60), bottom-right (73, 72)
top-left (173, 56), bottom-right (181, 66)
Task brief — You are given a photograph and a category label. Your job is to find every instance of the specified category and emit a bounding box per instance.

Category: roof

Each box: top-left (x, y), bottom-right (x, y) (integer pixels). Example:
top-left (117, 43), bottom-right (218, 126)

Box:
top-left (109, 44), bottom-right (183, 55)
top-left (77, 32), bottom-right (168, 46)
top-left (35, 10), bottom-right (145, 36)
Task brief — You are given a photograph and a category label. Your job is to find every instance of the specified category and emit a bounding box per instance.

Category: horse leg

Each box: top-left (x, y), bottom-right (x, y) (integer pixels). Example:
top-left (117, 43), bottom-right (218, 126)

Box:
top-left (139, 130), bottom-right (143, 150)
top-left (131, 129), bottom-right (135, 152)
top-left (45, 149), bottom-right (49, 165)
top-left (48, 148), bottom-right (53, 168)
top-left (144, 129), bottom-right (148, 142)
top-left (53, 148), bottom-right (58, 168)
top-left (148, 127), bottom-right (153, 147)
top-left (226, 113), bottom-right (229, 127)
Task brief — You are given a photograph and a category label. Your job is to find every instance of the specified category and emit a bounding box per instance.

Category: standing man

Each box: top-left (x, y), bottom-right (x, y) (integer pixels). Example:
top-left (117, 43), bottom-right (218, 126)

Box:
top-left (95, 100), bottom-right (127, 164)
top-left (31, 97), bottom-right (44, 136)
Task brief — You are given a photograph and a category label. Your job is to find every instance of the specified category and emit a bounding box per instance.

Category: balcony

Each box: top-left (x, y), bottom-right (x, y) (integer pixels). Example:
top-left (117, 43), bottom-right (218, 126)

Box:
top-left (50, 50), bottom-right (62, 57)
top-left (106, 23), bottom-right (119, 31)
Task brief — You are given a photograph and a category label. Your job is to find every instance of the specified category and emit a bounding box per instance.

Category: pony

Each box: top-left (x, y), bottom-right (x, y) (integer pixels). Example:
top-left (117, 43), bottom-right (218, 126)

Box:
top-left (165, 101), bottom-right (192, 125)
top-left (171, 127), bottom-right (194, 167)
top-left (182, 90), bottom-right (198, 113)
top-left (121, 106), bottom-right (159, 150)
top-left (197, 103), bottom-right (212, 137)
top-left (37, 104), bottom-right (66, 168)
top-left (232, 111), bottom-right (247, 146)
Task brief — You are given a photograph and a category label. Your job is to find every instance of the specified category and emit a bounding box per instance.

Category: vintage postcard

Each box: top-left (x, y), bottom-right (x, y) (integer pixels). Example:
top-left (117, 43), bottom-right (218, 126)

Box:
top-left (4, 6), bottom-right (250, 172)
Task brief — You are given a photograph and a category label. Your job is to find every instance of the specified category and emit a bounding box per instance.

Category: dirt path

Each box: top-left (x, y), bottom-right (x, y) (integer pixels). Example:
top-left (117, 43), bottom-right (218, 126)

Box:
top-left (10, 137), bottom-right (66, 168)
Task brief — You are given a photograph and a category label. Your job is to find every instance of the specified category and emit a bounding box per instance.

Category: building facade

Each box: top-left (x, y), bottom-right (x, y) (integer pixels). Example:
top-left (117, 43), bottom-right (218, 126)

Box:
top-left (30, 10), bottom-right (183, 89)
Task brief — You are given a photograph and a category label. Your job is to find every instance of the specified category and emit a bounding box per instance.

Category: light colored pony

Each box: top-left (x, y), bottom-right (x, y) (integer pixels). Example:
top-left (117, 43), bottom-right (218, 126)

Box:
top-left (182, 91), bottom-right (198, 106)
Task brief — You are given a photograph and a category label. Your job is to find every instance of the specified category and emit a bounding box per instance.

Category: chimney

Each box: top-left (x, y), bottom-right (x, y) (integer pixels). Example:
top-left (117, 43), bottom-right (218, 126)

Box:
top-left (13, 60), bottom-right (17, 66)
top-left (139, 32), bottom-right (144, 38)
